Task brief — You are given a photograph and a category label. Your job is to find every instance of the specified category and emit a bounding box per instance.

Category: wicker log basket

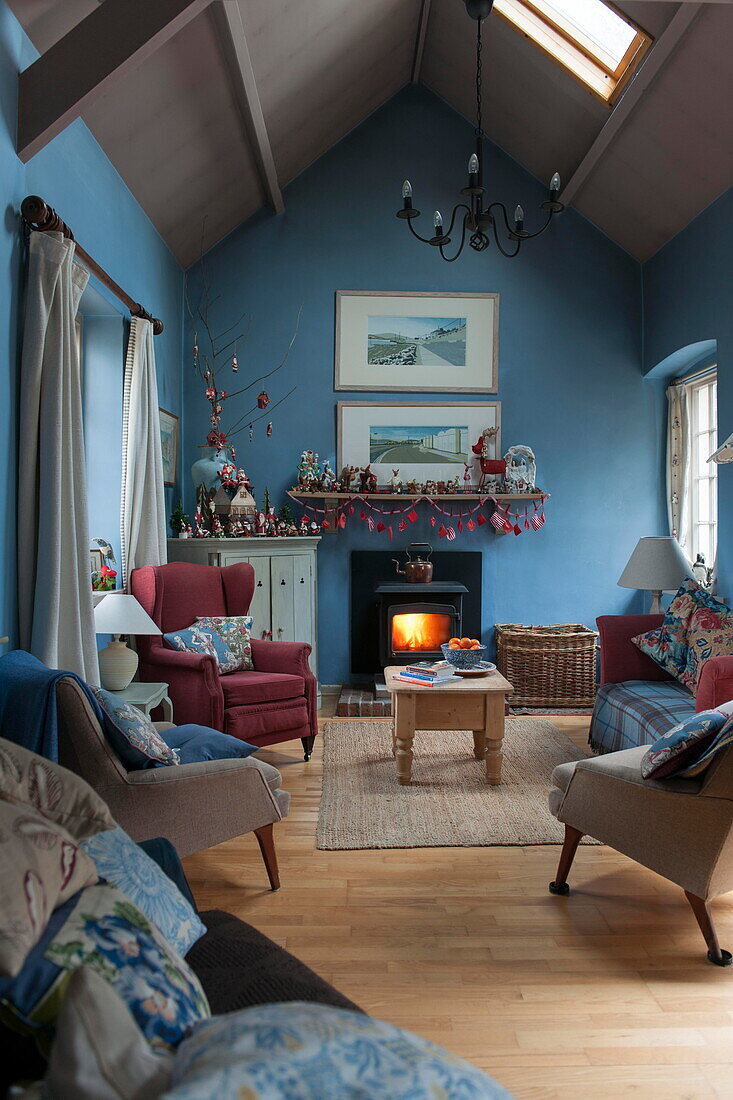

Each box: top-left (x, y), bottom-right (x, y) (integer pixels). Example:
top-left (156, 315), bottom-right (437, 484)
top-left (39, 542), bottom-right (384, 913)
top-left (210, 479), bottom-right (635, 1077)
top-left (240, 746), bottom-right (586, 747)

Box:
top-left (496, 623), bottom-right (598, 708)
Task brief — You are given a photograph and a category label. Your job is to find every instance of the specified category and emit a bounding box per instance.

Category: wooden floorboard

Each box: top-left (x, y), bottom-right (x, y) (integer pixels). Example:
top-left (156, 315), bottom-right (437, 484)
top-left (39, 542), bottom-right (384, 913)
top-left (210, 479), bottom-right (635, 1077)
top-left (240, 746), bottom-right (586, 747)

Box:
top-left (183, 714), bottom-right (733, 1099)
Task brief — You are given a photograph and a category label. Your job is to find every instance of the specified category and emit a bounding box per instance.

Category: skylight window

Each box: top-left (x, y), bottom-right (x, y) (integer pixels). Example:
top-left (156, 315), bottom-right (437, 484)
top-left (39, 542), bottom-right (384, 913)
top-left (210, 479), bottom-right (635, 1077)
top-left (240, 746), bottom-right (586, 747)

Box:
top-left (494, 0), bottom-right (652, 104)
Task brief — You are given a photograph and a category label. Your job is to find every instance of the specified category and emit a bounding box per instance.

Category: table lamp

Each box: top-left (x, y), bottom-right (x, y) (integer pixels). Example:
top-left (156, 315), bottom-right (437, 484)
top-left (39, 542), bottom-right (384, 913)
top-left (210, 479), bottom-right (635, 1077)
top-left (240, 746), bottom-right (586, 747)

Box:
top-left (94, 593), bottom-right (160, 690)
top-left (618, 536), bottom-right (692, 614)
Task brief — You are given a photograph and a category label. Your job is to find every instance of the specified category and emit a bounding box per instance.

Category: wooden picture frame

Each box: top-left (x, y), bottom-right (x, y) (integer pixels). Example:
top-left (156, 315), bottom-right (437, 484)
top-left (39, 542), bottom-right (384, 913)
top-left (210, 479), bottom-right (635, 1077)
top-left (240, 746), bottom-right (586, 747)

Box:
top-left (335, 290), bottom-right (499, 393)
top-left (337, 400), bottom-right (501, 485)
top-left (158, 407), bottom-right (179, 486)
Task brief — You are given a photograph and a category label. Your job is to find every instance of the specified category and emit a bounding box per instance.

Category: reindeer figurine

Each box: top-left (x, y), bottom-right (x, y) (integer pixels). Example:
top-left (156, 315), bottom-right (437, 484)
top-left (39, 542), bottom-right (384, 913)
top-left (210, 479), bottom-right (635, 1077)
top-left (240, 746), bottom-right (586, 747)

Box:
top-left (389, 469), bottom-right (402, 493)
top-left (463, 462), bottom-right (473, 491)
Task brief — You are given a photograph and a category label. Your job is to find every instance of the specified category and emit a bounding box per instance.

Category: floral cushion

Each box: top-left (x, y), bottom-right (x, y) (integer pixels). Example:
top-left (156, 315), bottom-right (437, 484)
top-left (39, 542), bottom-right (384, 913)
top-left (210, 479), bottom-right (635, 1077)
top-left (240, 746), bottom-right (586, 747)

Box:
top-left (194, 616), bottom-right (254, 672)
top-left (163, 624), bottom-right (239, 674)
top-left (674, 715), bottom-right (733, 778)
top-left (632, 578), bottom-right (733, 691)
top-left (92, 688), bottom-right (180, 770)
top-left (164, 1001), bottom-right (512, 1099)
top-left (640, 709), bottom-right (729, 779)
top-left (80, 826), bottom-right (206, 956)
top-left (0, 737), bottom-right (113, 840)
top-left (0, 800), bottom-right (98, 978)
top-left (45, 882), bottom-right (210, 1052)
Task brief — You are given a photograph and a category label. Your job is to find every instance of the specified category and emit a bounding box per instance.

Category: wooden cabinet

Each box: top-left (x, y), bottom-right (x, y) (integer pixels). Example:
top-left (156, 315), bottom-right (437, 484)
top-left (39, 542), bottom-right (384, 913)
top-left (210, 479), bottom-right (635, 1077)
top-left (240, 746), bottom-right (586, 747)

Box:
top-left (166, 538), bottom-right (320, 682)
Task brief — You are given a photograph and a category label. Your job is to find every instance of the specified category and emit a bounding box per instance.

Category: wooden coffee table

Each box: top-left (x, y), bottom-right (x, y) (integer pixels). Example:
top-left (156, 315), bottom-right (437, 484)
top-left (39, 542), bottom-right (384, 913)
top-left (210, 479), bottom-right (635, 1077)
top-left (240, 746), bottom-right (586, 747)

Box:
top-left (384, 665), bottom-right (514, 786)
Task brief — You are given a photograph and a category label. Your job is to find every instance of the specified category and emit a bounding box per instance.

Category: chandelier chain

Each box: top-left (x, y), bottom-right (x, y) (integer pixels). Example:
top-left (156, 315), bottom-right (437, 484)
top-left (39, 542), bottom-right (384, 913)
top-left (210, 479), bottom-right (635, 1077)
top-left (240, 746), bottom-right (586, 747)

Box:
top-left (475, 19), bottom-right (483, 136)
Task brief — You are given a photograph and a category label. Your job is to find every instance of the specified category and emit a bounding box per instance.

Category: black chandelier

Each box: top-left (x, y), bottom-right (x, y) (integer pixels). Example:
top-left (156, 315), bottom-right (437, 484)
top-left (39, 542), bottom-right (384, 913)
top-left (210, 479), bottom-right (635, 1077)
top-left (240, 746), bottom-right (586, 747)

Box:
top-left (396, 0), bottom-right (564, 260)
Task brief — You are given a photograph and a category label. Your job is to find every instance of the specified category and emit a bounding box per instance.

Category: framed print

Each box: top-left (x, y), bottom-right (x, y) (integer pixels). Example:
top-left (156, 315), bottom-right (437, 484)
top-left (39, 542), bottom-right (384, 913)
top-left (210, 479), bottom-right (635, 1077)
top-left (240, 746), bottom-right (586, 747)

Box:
top-left (158, 407), bottom-right (179, 486)
top-left (337, 401), bottom-right (501, 485)
top-left (90, 549), bottom-right (104, 576)
top-left (335, 290), bottom-right (498, 393)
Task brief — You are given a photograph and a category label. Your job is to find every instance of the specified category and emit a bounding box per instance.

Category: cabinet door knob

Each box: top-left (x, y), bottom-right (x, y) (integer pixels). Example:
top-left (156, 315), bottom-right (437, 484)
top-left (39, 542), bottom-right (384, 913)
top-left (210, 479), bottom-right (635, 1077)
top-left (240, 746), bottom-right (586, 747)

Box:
top-left (257, 580), bottom-right (262, 587)
top-left (300, 577), bottom-right (304, 583)
top-left (277, 627), bottom-right (283, 638)
top-left (280, 578), bottom-right (286, 585)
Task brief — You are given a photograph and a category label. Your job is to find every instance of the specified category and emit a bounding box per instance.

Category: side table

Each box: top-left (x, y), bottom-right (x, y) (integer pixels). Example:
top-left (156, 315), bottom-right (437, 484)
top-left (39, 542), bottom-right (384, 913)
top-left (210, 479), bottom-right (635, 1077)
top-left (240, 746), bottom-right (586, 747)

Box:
top-left (110, 682), bottom-right (173, 723)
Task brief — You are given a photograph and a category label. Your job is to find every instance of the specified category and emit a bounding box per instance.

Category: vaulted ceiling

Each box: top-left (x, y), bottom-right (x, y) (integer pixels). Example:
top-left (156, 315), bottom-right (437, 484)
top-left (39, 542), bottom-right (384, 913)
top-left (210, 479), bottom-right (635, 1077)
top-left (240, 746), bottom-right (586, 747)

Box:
top-left (9, 0), bottom-right (733, 266)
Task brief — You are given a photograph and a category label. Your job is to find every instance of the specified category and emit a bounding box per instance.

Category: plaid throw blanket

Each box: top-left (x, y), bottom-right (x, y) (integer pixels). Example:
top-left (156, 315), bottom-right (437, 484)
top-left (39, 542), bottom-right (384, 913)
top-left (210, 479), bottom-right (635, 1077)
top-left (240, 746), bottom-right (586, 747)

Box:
top-left (589, 679), bottom-right (695, 755)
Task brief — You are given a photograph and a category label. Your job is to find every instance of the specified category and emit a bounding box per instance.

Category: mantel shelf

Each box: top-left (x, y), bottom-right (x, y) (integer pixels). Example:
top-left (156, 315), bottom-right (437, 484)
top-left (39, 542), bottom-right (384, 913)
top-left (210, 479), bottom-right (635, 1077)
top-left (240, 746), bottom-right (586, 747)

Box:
top-left (288, 491), bottom-right (548, 503)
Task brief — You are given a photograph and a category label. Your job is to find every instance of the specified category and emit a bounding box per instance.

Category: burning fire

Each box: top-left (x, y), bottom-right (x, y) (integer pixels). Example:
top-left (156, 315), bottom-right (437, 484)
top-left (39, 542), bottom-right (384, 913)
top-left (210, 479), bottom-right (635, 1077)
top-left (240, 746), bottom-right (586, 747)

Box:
top-left (392, 612), bottom-right (453, 652)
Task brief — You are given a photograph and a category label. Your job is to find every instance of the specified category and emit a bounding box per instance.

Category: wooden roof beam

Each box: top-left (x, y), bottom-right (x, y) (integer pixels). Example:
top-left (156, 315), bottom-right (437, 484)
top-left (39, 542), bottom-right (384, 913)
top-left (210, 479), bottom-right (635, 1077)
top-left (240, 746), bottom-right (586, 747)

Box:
top-left (211, 1), bottom-right (284, 214)
top-left (17, 0), bottom-right (212, 162)
top-left (558, 3), bottom-right (703, 209)
top-left (412, 0), bottom-right (432, 84)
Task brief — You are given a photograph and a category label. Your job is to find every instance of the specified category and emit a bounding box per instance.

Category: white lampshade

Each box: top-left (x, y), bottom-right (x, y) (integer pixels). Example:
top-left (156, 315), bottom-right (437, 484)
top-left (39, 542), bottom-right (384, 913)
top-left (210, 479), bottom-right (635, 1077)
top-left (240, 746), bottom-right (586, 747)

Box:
top-left (93, 593), bottom-right (160, 636)
top-left (618, 537), bottom-right (692, 594)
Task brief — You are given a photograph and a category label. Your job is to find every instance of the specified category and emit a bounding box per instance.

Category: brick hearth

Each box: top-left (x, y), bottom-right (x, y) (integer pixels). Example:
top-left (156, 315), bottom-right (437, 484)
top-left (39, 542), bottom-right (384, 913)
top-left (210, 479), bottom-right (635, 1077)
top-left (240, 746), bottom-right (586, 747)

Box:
top-left (335, 686), bottom-right (393, 718)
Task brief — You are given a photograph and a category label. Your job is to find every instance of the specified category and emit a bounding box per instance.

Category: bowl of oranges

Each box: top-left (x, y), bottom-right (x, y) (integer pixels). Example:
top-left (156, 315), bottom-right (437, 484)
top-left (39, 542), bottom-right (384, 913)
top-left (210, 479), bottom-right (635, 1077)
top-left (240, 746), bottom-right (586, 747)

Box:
top-left (441, 637), bottom-right (486, 669)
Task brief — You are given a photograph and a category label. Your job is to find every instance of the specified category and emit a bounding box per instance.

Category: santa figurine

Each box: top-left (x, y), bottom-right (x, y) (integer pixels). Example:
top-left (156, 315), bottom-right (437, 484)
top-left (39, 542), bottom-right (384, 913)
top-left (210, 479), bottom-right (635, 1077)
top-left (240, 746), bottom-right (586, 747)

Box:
top-left (309, 518), bottom-right (321, 537)
top-left (255, 510), bottom-right (266, 536)
top-left (299, 515), bottom-right (309, 537)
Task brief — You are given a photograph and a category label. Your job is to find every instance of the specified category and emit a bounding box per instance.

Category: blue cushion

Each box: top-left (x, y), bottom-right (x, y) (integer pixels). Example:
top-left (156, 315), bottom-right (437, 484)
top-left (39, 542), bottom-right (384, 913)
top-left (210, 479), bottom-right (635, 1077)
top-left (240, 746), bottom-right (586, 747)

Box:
top-left (588, 680), bottom-right (696, 755)
top-left (0, 895), bottom-right (77, 1029)
top-left (92, 687), bottom-right (180, 770)
top-left (163, 624), bottom-right (239, 674)
top-left (640, 709), bottom-right (729, 779)
top-left (80, 827), bottom-right (206, 956)
top-left (162, 724), bottom-right (257, 764)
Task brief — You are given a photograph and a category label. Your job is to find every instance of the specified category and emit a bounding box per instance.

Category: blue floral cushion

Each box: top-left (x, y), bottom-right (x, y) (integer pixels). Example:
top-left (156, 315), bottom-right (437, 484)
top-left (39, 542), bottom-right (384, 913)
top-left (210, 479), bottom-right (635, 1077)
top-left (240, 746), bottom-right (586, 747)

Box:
top-left (673, 715), bottom-right (733, 778)
top-left (641, 708), bottom-right (729, 779)
top-left (44, 882), bottom-right (210, 1052)
top-left (92, 687), bottom-right (180, 770)
top-left (194, 616), bottom-right (254, 671)
top-left (164, 624), bottom-right (239, 674)
top-left (162, 724), bottom-right (257, 763)
top-left (80, 827), bottom-right (206, 956)
top-left (165, 1001), bottom-right (512, 1099)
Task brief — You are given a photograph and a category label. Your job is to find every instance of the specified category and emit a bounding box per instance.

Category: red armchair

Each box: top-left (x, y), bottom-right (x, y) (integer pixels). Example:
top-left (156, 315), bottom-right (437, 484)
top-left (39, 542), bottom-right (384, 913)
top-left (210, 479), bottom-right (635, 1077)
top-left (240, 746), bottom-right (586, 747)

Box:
top-left (597, 615), bottom-right (733, 711)
top-left (130, 562), bottom-right (318, 760)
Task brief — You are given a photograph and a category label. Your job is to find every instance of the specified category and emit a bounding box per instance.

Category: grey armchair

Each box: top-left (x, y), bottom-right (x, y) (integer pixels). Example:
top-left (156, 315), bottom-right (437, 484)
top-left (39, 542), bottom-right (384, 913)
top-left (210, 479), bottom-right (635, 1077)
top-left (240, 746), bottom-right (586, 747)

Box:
top-left (548, 744), bottom-right (733, 966)
top-left (56, 678), bottom-right (290, 890)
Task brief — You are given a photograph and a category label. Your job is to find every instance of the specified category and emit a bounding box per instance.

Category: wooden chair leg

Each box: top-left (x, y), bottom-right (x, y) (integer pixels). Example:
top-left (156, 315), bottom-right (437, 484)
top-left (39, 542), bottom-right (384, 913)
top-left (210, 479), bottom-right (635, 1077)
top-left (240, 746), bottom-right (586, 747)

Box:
top-left (254, 823), bottom-right (281, 892)
top-left (549, 824), bottom-right (583, 896)
top-left (685, 891), bottom-right (732, 966)
top-left (301, 735), bottom-right (316, 761)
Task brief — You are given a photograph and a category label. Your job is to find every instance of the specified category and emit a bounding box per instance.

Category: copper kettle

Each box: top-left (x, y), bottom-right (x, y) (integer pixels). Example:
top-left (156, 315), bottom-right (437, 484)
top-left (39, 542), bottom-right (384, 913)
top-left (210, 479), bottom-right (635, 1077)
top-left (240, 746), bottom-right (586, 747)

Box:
top-left (393, 543), bottom-right (434, 584)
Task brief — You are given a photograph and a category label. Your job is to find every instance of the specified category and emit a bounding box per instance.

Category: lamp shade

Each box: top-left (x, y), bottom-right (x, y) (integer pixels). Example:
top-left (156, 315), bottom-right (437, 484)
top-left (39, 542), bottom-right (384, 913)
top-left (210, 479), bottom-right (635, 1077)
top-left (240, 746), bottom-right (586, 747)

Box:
top-left (93, 593), bottom-right (160, 636)
top-left (618, 537), bottom-right (692, 593)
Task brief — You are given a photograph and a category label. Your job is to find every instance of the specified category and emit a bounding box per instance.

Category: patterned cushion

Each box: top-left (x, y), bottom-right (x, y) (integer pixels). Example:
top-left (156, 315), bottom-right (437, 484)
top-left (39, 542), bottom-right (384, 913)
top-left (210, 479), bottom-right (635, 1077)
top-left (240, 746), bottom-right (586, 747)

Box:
top-left (194, 616), bottom-right (254, 671)
top-left (0, 800), bottom-right (98, 978)
top-left (0, 737), bottom-right (113, 840)
top-left (92, 688), bottom-right (180, 770)
top-left (80, 827), bottom-right (206, 956)
top-left (632, 579), bottom-right (733, 691)
top-left (44, 883), bottom-right (210, 1052)
top-left (163, 624), bottom-right (239, 674)
top-left (165, 1002), bottom-right (512, 1099)
top-left (674, 715), bottom-right (733, 778)
top-left (588, 680), bottom-right (695, 755)
top-left (640, 709), bottom-right (729, 779)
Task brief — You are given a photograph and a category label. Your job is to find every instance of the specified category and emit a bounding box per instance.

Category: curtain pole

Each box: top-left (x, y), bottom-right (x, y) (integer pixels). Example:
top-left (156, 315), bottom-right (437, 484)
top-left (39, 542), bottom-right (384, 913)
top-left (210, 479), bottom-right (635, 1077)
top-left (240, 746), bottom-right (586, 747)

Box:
top-left (20, 195), bottom-right (164, 335)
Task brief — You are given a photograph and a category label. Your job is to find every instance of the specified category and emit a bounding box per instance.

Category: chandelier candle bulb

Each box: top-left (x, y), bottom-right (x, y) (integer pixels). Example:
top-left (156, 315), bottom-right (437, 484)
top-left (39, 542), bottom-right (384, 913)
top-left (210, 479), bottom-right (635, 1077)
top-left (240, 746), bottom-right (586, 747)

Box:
top-left (468, 153), bottom-right (479, 183)
top-left (433, 210), bottom-right (443, 231)
top-left (550, 172), bottom-right (561, 196)
top-left (402, 180), bottom-right (412, 199)
top-left (514, 205), bottom-right (524, 231)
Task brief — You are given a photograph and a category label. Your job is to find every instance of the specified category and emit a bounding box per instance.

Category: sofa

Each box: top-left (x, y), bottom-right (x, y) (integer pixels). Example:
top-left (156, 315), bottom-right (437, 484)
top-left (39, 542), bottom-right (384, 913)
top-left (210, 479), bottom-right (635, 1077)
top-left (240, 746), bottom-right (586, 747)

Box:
top-left (589, 614), bottom-right (733, 754)
top-left (130, 561), bottom-right (318, 760)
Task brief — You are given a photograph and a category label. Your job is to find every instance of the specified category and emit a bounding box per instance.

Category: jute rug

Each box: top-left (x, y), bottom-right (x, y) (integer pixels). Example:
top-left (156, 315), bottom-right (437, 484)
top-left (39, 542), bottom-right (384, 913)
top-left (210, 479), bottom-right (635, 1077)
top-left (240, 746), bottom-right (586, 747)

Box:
top-left (316, 717), bottom-right (593, 850)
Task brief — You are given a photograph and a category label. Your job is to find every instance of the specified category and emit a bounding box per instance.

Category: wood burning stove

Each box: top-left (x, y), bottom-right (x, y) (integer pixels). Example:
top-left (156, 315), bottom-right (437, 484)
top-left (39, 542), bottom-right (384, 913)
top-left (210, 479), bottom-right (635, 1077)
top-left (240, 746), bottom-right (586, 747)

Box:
top-left (376, 583), bottom-right (467, 666)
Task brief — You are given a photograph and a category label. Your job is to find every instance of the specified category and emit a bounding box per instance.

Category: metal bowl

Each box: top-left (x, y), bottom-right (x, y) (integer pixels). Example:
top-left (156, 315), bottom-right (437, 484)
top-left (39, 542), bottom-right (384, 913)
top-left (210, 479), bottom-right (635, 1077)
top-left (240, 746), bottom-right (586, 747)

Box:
top-left (441, 642), bottom-right (487, 669)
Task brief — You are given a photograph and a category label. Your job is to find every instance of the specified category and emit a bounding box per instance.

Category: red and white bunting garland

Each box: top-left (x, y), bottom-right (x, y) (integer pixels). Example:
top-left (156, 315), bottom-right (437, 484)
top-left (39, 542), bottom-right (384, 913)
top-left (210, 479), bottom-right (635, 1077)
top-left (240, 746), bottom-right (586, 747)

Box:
top-left (293, 493), bottom-right (548, 537)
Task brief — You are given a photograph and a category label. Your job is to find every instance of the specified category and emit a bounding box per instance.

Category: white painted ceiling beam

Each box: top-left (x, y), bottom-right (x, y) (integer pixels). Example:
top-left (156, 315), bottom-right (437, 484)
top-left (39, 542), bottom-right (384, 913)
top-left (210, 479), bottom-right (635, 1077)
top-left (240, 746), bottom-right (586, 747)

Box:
top-left (558, 3), bottom-right (703, 208)
top-left (412, 0), bottom-right (432, 84)
top-left (17, 0), bottom-right (212, 162)
top-left (211, 1), bottom-right (284, 214)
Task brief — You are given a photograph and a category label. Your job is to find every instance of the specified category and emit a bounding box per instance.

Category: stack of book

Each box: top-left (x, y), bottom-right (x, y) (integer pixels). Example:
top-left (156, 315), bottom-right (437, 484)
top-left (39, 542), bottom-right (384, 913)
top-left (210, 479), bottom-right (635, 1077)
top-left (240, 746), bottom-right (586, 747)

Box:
top-left (393, 660), bottom-right (458, 687)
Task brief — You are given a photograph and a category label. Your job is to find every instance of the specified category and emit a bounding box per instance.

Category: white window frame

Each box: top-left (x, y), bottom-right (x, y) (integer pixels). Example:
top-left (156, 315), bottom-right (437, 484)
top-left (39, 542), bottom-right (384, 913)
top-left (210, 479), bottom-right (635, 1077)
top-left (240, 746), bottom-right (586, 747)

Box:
top-left (686, 370), bottom-right (717, 566)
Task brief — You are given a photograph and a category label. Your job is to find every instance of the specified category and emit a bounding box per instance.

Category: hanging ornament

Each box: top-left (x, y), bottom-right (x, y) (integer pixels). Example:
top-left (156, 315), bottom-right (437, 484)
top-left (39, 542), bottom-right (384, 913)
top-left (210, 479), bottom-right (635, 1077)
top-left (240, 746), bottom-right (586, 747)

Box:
top-left (376, 521), bottom-right (386, 533)
top-left (249, 422), bottom-right (254, 442)
top-left (430, 516), bottom-right (436, 528)
top-left (398, 519), bottom-right (408, 532)
top-left (457, 519), bottom-right (463, 533)
top-left (490, 509), bottom-right (506, 532)
top-left (231, 354), bottom-right (238, 373)
top-left (476, 512), bottom-right (488, 526)
top-left (438, 523), bottom-right (447, 539)
top-left (467, 517), bottom-right (476, 532)
top-left (321, 519), bottom-right (331, 530)
top-left (366, 516), bottom-right (375, 531)
top-left (257, 390), bottom-right (270, 410)
top-left (387, 525), bottom-right (393, 540)
top-left (338, 512), bottom-right (347, 529)
top-left (266, 421), bottom-right (273, 437)
top-left (349, 505), bottom-right (355, 516)
top-left (204, 369), bottom-right (211, 380)
top-left (513, 523), bottom-right (522, 536)
top-left (360, 510), bottom-right (367, 520)
top-left (531, 509), bottom-right (545, 530)
top-left (445, 526), bottom-right (456, 541)
top-left (407, 508), bottom-right (418, 523)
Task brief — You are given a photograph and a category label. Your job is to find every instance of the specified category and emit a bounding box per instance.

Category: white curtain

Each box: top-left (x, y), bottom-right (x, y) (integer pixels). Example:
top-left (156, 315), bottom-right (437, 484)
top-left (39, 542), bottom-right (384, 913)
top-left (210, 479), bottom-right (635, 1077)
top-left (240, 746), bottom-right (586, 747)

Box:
top-left (666, 380), bottom-right (690, 549)
top-left (120, 316), bottom-right (167, 586)
top-left (17, 232), bottom-right (100, 683)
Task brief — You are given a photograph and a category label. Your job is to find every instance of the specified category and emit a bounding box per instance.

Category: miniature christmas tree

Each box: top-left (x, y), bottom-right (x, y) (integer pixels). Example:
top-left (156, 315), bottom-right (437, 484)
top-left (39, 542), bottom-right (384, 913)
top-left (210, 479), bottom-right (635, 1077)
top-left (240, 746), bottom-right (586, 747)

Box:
top-left (170, 500), bottom-right (189, 535)
top-left (279, 503), bottom-right (295, 528)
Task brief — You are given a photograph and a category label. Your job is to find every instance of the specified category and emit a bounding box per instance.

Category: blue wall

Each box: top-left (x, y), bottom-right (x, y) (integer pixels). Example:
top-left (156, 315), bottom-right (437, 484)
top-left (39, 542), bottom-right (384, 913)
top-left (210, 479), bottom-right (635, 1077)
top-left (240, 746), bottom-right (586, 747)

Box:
top-left (643, 188), bottom-right (732, 601)
top-left (0, 1), bottom-right (185, 642)
top-left (185, 86), bottom-right (664, 684)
